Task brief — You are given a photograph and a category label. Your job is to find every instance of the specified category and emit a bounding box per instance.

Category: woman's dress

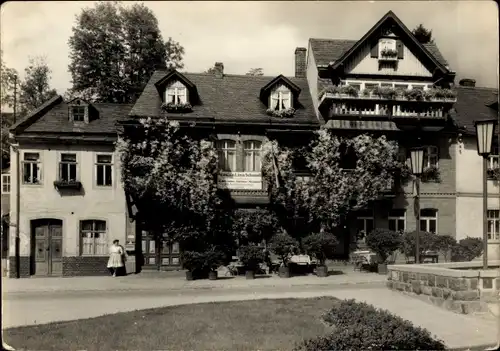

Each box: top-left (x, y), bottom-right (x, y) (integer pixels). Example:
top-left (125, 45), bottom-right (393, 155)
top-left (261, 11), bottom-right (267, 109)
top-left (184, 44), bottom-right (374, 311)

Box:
top-left (107, 245), bottom-right (124, 268)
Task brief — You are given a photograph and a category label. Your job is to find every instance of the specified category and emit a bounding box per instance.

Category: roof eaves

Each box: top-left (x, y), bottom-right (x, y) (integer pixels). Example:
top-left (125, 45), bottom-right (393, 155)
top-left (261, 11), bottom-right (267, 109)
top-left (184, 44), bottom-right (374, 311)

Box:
top-left (9, 95), bottom-right (63, 133)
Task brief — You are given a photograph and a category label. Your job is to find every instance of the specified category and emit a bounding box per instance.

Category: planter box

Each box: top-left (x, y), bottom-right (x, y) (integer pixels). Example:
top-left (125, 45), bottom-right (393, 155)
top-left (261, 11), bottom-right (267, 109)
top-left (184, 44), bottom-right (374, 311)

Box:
top-left (208, 271), bottom-right (218, 280)
top-left (316, 265), bottom-right (328, 277)
top-left (53, 180), bottom-right (82, 190)
top-left (279, 266), bottom-right (291, 278)
top-left (245, 270), bottom-right (255, 280)
top-left (378, 263), bottom-right (388, 275)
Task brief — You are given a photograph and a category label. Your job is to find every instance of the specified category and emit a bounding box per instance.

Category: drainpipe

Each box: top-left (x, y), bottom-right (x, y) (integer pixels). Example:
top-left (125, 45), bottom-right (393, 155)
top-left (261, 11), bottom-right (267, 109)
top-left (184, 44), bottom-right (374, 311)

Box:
top-left (11, 142), bottom-right (20, 278)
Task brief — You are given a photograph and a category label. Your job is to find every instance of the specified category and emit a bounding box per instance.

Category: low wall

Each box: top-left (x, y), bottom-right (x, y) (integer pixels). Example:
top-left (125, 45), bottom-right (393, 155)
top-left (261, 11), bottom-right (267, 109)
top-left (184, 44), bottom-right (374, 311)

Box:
top-left (387, 260), bottom-right (500, 315)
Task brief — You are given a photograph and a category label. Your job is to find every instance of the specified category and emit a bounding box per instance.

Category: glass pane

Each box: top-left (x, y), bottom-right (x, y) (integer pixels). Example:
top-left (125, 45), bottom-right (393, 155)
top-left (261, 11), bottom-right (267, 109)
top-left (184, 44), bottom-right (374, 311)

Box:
top-left (95, 221), bottom-right (106, 231)
top-left (24, 153), bottom-right (39, 161)
top-left (421, 209), bottom-right (437, 217)
top-left (104, 165), bottom-right (112, 185)
top-left (97, 165), bottom-right (104, 185)
top-left (60, 164), bottom-right (69, 181)
top-left (81, 221), bottom-right (93, 231)
top-left (142, 240), bottom-right (147, 252)
top-left (398, 220), bottom-right (405, 231)
top-left (23, 163), bottom-right (33, 183)
top-left (366, 219), bottom-right (374, 234)
top-left (388, 220), bottom-right (396, 232)
top-left (244, 152), bottom-right (252, 171)
top-left (149, 241), bottom-right (156, 254)
top-left (420, 220), bottom-right (427, 232)
top-left (429, 220), bottom-right (437, 234)
top-left (62, 154), bottom-right (76, 162)
top-left (227, 151), bottom-right (235, 171)
top-left (172, 242), bottom-right (180, 253)
top-left (488, 220), bottom-right (494, 234)
top-left (162, 257), bottom-right (170, 265)
top-left (172, 257), bottom-right (180, 265)
top-left (254, 155), bottom-right (261, 172)
top-left (495, 220), bottom-right (500, 235)
top-left (389, 209), bottom-right (405, 217)
top-left (69, 164), bottom-right (77, 181)
top-left (97, 155), bottom-right (112, 164)
top-left (356, 219), bottom-right (364, 231)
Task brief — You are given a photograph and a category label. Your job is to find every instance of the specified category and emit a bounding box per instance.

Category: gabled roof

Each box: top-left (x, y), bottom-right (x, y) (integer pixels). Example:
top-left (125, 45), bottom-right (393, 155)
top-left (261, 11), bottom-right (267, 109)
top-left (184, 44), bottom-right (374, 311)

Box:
top-left (309, 11), bottom-right (449, 71)
top-left (129, 71), bottom-right (318, 126)
top-left (10, 95), bottom-right (63, 133)
top-left (260, 75), bottom-right (301, 95)
top-left (154, 70), bottom-right (197, 91)
top-left (453, 86), bottom-right (498, 136)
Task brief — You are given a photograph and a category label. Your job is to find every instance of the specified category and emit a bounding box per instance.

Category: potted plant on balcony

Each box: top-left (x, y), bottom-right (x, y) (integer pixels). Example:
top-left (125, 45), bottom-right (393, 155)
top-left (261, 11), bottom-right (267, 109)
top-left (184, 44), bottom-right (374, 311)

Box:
top-left (161, 102), bottom-right (193, 113)
top-left (380, 48), bottom-right (398, 58)
top-left (421, 165), bottom-right (440, 182)
top-left (318, 86), bottom-right (340, 100)
top-left (302, 232), bottom-right (339, 277)
top-left (238, 244), bottom-right (264, 279)
top-left (266, 107), bottom-right (296, 118)
top-left (365, 228), bottom-right (402, 274)
top-left (269, 232), bottom-right (299, 278)
top-left (373, 86), bottom-right (396, 100)
top-left (404, 88), bottom-right (425, 101)
top-left (340, 85), bottom-right (359, 98)
top-left (443, 89), bottom-right (457, 101)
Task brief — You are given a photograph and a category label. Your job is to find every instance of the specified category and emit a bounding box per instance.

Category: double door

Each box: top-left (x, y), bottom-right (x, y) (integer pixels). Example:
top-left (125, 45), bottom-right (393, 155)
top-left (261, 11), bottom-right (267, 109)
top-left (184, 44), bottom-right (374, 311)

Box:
top-left (33, 219), bottom-right (63, 276)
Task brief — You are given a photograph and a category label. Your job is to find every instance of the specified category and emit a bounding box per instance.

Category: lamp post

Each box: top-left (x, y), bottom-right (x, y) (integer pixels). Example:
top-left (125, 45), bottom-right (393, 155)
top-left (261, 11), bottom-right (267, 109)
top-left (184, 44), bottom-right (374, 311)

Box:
top-left (474, 119), bottom-right (498, 270)
top-left (410, 147), bottom-right (425, 264)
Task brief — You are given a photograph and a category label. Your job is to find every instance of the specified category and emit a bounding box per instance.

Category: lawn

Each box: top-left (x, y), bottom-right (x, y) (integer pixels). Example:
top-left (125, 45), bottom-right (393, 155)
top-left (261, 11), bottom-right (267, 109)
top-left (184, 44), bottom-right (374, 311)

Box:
top-left (4, 297), bottom-right (339, 351)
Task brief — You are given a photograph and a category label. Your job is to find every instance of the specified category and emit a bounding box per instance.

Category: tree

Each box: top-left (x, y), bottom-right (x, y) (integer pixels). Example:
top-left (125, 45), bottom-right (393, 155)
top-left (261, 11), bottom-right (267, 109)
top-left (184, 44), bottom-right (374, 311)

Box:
top-left (246, 68), bottom-right (264, 76)
top-left (412, 24), bottom-right (433, 44)
top-left (232, 207), bottom-right (280, 245)
top-left (1, 50), bottom-right (18, 108)
top-left (204, 66), bottom-right (217, 74)
top-left (18, 56), bottom-right (58, 117)
top-left (68, 2), bottom-right (184, 103)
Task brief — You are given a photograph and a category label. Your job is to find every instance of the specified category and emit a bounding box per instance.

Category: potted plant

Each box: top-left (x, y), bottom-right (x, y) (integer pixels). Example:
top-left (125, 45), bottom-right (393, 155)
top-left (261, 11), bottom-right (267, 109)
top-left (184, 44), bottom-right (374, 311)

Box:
top-left (373, 86), bottom-right (396, 100)
top-left (361, 89), bottom-right (371, 98)
top-left (302, 232), bottom-right (339, 277)
top-left (487, 167), bottom-right (500, 181)
top-left (161, 102), bottom-right (193, 113)
top-left (404, 88), bottom-right (425, 101)
top-left (365, 229), bottom-right (402, 274)
top-left (421, 165), bottom-right (440, 182)
top-left (181, 251), bottom-right (203, 280)
top-left (266, 107), bottom-right (296, 118)
top-left (380, 48), bottom-right (398, 58)
top-left (269, 232), bottom-right (299, 278)
top-left (181, 248), bottom-right (224, 280)
top-left (443, 89), bottom-right (457, 101)
top-left (318, 86), bottom-right (340, 100)
top-left (340, 85), bottom-right (359, 97)
top-left (238, 244), bottom-right (264, 279)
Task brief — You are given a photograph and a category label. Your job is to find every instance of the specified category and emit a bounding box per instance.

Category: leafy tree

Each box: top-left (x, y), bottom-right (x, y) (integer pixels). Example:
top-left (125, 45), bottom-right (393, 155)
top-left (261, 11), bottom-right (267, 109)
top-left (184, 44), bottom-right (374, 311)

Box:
top-left (246, 68), bottom-right (264, 76)
top-left (232, 207), bottom-right (280, 245)
top-left (302, 232), bottom-right (339, 266)
top-left (204, 66), bottom-right (217, 74)
top-left (365, 229), bottom-right (401, 263)
top-left (18, 56), bottom-right (58, 117)
top-left (431, 235), bottom-right (456, 262)
top-left (412, 24), bottom-right (434, 44)
top-left (0, 50), bottom-right (18, 108)
top-left (400, 231), bottom-right (437, 262)
top-left (451, 237), bottom-right (483, 262)
top-left (68, 2), bottom-right (184, 103)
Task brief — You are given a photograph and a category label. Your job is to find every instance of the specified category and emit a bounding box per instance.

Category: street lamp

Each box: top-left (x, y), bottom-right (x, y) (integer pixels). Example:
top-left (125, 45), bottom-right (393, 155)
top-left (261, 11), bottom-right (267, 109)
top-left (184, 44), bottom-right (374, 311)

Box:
top-left (410, 147), bottom-right (425, 264)
top-left (474, 119), bottom-right (498, 270)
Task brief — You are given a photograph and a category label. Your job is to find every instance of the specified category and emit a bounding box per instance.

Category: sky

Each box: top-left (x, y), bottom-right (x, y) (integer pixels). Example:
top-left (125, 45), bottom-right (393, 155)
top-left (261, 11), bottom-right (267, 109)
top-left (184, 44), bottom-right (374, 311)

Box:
top-left (1, 0), bottom-right (498, 103)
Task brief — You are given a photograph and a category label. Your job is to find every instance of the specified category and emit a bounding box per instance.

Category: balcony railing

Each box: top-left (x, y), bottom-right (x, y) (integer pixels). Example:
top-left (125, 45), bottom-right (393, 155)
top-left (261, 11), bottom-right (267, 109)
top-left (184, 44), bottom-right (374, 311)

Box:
top-left (330, 103), bottom-right (445, 118)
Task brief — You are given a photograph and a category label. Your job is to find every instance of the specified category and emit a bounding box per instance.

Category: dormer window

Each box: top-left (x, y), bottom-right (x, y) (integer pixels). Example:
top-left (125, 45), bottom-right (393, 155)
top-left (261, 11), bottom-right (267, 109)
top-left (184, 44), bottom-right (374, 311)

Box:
top-left (69, 99), bottom-right (89, 123)
top-left (270, 85), bottom-right (292, 111)
top-left (72, 106), bottom-right (86, 122)
top-left (166, 81), bottom-right (188, 104)
top-left (379, 38), bottom-right (396, 53)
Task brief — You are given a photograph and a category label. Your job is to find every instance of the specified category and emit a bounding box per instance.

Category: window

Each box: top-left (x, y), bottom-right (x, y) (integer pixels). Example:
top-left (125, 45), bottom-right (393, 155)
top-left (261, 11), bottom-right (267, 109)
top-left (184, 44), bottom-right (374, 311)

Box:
top-left (388, 209), bottom-right (406, 232)
top-left (394, 84), bottom-right (409, 90)
top-left (411, 84), bottom-right (425, 91)
top-left (364, 83), bottom-right (378, 91)
top-left (356, 209), bottom-right (374, 240)
top-left (1, 174), bottom-right (10, 194)
top-left (487, 210), bottom-right (500, 241)
top-left (80, 220), bottom-right (107, 255)
top-left (166, 81), bottom-right (187, 104)
top-left (216, 140), bottom-right (236, 172)
top-left (488, 145), bottom-right (499, 170)
top-left (270, 85), bottom-right (292, 111)
top-left (379, 38), bottom-right (396, 52)
top-left (424, 146), bottom-right (439, 168)
top-left (420, 208), bottom-right (438, 234)
top-left (22, 152), bottom-right (41, 184)
top-left (347, 83), bottom-right (361, 91)
top-left (95, 154), bottom-right (113, 186)
top-left (380, 82), bottom-right (393, 88)
top-left (72, 106), bottom-right (86, 122)
top-left (59, 153), bottom-right (77, 181)
top-left (243, 140), bottom-right (262, 172)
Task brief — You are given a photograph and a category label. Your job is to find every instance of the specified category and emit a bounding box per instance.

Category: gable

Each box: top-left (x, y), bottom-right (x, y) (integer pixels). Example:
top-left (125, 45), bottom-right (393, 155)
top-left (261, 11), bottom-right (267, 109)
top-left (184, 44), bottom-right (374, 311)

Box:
top-left (154, 70), bottom-right (199, 104)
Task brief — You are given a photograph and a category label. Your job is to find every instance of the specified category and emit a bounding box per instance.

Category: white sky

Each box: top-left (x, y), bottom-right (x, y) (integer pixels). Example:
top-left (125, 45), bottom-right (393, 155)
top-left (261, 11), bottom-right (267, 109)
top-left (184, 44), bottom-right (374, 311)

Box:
top-left (1, 0), bottom-right (498, 100)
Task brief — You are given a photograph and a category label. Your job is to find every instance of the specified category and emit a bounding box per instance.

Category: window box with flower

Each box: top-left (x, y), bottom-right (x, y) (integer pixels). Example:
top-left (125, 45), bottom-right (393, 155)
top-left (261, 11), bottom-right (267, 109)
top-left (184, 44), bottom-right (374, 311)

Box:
top-left (421, 165), bottom-right (441, 182)
top-left (161, 102), bottom-right (193, 113)
top-left (487, 168), bottom-right (500, 181)
top-left (53, 179), bottom-right (82, 190)
top-left (373, 86), bottom-right (396, 100)
top-left (379, 48), bottom-right (398, 61)
top-left (403, 88), bottom-right (426, 101)
top-left (266, 107), bottom-right (296, 118)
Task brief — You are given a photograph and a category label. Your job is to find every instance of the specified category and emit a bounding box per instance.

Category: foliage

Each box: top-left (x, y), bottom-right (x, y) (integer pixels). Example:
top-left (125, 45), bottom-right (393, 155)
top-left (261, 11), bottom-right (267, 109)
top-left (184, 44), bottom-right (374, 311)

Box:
top-left (421, 165), bottom-right (441, 182)
top-left (246, 68), bottom-right (264, 76)
top-left (266, 107), bottom-right (295, 118)
top-left (117, 116), bottom-right (222, 251)
top-left (317, 85), bottom-right (340, 99)
top-left (0, 50), bottom-right (18, 108)
top-left (68, 2), bottom-right (184, 103)
top-left (18, 56), bottom-right (58, 117)
top-left (373, 86), bottom-right (396, 99)
top-left (297, 299), bottom-right (445, 350)
top-left (269, 232), bottom-right (299, 266)
top-left (339, 85), bottom-right (359, 97)
top-left (380, 48), bottom-right (398, 57)
top-left (400, 231), bottom-right (437, 261)
top-left (412, 24), bottom-right (434, 44)
top-left (403, 88), bottom-right (426, 101)
top-left (431, 235), bottom-right (457, 262)
top-left (238, 244), bottom-right (265, 271)
top-left (232, 208), bottom-right (280, 245)
top-left (161, 102), bottom-right (193, 113)
top-left (181, 247), bottom-right (226, 273)
top-left (365, 228), bottom-right (402, 263)
top-left (301, 232), bottom-right (339, 266)
top-left (487, 168), bottom-right (500, 181)
top-left (451, 237), bottom-right (483, 262)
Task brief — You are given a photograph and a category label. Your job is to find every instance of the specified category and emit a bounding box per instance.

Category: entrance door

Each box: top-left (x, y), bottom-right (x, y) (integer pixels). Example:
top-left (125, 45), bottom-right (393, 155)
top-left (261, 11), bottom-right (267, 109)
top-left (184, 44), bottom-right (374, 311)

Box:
top-left (32, 219), bottom-right (63, 276)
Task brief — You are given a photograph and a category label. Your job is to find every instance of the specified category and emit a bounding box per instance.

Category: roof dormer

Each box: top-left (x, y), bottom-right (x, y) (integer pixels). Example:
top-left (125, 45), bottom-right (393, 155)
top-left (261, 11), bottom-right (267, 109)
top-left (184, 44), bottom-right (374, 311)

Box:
top-left (68, 98), bottom-right (94, 123)
top-left (155, 70), bottom-right (199, 113)
top-left (260, 75), bottom-right (301, 118)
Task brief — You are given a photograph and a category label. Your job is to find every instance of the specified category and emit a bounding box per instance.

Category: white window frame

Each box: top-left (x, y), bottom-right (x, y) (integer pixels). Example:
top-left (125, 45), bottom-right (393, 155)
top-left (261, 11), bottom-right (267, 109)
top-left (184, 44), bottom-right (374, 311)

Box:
top-left (166, 80), bottom-right (188, 104)
top-left (243, 140), bottom-right (262, 172)
top-left (59, 153), bottom-right (78, 182)
top-left (488, 146), bottom-right (499, 170)
top-left (420, 209), bottom-right (438, 234)
top-left (80, 220), bottom-right (108, 256)
top-left (356, 210), bottom-right (374, 242)
top-left (1, 174), bottom-right (10, 194)
top-left (379, 38), bottom-right (396, 54)
top-left (95, 153), bottom-right (113, 187)
top-left (388, 209), bottom-right (406, 232)
top-left (72, 106), bottom-right (86, 122)
top-left (487, 210), bottom-right (500, 241)
top-left (22, 152), bottom-right (42, 185)
top-left (216, 140), bottom-right (237, 172)
top-left (424, 146), bottom-right (439, 169)
top-left (270, 85), bottom-right (292, 111)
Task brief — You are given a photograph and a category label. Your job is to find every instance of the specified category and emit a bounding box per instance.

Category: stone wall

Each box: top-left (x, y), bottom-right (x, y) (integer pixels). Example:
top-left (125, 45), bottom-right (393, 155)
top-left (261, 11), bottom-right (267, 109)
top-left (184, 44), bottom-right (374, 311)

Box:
top-left (387, 261), bottom-right (500, 315)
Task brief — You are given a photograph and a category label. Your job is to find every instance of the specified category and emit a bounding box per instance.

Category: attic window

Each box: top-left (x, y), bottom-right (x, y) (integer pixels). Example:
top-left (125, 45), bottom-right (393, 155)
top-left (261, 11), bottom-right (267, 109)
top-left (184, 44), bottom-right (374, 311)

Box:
top-left (166, 80), bottom-right (187, 104)
top-left (379, 38), bottom-right (396, 53)
top-left (270, 85), bottom-right (292, 111)
top-left (72, 106), bottom-right (86, 122)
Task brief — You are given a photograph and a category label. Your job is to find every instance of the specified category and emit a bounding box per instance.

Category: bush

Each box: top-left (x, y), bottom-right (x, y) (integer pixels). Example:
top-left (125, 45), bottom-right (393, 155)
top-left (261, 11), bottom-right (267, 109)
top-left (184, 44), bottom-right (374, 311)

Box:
top-left (432, 235), bottom-right (457, 262)
top-left (302, 232), bottom-right (339, 266)
top-left (269, 232), bottom-right (299, 266)
top-left (181, 247), bottom-right (225, 275)
top-left (365, 228), bottom-right (401, 263)
top-left (296, 299), bottom-right (445, 350)
top-left (238, 244), bottom-right (264, 271)
top-left (400, 231), bottom-right (437, 262)
top-left (451, 237), bottom-right (483, 262)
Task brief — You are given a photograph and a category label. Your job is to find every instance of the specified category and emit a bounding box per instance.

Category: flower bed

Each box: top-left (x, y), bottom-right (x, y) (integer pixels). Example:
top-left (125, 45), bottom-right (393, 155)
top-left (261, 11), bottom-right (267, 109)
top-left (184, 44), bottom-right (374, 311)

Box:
top-left (387, 260), bottom-right (500, 315)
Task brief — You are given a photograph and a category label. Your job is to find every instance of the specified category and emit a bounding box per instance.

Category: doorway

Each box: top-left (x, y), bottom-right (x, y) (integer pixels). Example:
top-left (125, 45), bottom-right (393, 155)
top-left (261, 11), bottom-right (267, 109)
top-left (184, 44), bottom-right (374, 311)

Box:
top-left (31, 219), bottom-right (63, 276)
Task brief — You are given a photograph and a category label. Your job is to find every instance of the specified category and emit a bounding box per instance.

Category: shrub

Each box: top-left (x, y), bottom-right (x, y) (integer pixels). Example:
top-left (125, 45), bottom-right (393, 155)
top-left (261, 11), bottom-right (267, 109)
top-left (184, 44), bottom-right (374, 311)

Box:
top-left (269, 232), bottom-right (299, 267)
top-left (302, 232), bottom-right (339, 266)
top-left (181, 248), bottom-right (225, 275)
top-left (296, 299), bottom-right (445, 350)
top-left (431, 235), bottom-right (457, 262)
top-left (238, 244), bottom-right (264, 271)
top-left (365, 228), bottom-right (401, 263)
top-left (400, 231), bottom-right (437, 262)
top-left (451, 237), bottom-right (483, 262)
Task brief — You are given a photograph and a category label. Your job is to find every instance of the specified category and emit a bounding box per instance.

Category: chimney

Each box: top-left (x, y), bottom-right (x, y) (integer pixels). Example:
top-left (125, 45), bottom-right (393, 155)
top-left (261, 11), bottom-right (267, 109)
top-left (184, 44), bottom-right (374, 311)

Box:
top-left (214, 62), bottom-right (224, 78)
top-left (295, 47), bottom-right (307, 78)
top-left (458, 78), bottom-right (476, 87)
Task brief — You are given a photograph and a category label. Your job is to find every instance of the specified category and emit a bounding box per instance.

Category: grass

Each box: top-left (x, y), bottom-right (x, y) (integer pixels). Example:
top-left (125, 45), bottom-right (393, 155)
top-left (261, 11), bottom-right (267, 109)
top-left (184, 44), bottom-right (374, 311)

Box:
top-left (4, 297), bottom-right (339, 351)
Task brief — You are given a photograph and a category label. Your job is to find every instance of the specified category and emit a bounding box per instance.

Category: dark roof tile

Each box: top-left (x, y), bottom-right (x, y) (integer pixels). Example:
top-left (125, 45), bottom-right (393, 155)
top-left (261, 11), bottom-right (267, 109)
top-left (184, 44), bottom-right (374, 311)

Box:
top-left (453, 86), bottom-right (498, 135)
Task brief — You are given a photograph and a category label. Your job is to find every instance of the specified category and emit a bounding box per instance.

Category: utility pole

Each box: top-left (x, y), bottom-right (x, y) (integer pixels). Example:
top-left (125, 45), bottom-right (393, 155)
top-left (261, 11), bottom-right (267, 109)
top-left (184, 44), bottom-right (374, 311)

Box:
top-left (13, 75), bottom-right (20, 278)
top-left (13, 75), bottom-right (17, 123)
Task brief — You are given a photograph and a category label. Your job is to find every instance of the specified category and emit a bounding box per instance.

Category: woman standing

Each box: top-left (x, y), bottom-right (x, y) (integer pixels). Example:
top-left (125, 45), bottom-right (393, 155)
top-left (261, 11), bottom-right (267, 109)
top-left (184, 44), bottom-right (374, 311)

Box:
top-left (107, 240), bottom-right (124, 277)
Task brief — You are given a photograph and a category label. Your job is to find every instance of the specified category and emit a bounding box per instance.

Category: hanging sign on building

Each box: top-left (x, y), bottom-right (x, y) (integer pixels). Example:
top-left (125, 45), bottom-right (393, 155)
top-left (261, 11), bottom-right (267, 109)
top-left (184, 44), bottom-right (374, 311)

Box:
top-left (217, 171), bottom-right (262, 190)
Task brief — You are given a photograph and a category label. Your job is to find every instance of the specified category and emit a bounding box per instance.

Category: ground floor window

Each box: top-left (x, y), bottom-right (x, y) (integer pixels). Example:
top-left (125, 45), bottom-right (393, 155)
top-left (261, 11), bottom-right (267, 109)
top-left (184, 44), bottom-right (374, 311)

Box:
top-left (420, 208), bottom-right (437, 234)
top-left (388, 209), bottom-right (406, 232)
top-left (80, 220), bottom-right (107, 255)
top-left (356, 209), bottom-right (374, 241)
top-left (487, 210), bottom-right (500, 240)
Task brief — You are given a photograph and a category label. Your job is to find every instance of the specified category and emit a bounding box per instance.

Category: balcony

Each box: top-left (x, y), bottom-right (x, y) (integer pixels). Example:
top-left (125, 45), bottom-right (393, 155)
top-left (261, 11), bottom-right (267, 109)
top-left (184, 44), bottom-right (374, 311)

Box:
top-left (328, 103), bottom-right (445, 119)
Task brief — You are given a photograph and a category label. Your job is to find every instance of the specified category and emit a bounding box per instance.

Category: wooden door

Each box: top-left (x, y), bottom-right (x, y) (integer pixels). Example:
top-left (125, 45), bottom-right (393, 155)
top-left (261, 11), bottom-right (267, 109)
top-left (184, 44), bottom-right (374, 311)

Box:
top-left (32, 219), bottom-right (63, 276)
